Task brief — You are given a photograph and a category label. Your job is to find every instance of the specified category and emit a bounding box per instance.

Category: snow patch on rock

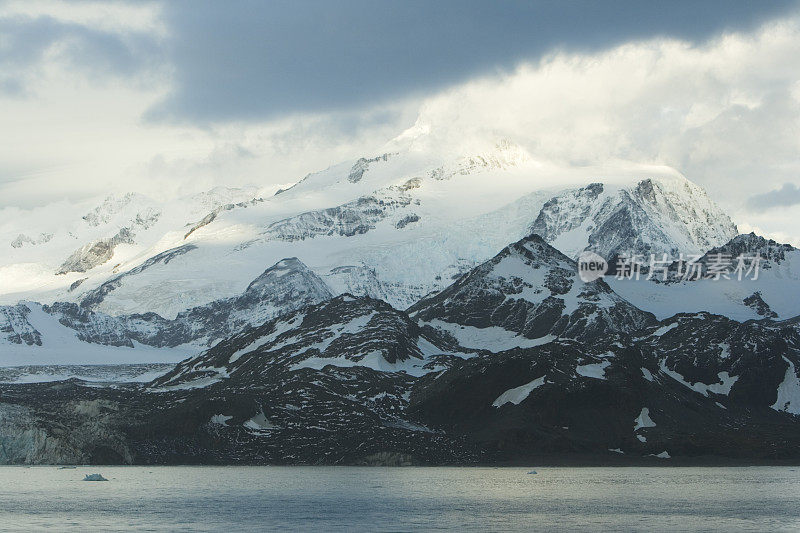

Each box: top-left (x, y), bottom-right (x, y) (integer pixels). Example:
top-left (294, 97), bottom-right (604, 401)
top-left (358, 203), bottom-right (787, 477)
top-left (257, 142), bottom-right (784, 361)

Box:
top-left (492, 376), bottom-right (546, 407)
top-left (771, 357), bottom-right (800, 415)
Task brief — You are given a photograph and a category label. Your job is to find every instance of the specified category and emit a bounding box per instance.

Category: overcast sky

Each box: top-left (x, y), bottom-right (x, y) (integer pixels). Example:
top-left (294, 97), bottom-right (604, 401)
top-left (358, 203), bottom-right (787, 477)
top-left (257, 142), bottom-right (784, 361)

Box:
top-left (1, 0), bottom-right (799, 243)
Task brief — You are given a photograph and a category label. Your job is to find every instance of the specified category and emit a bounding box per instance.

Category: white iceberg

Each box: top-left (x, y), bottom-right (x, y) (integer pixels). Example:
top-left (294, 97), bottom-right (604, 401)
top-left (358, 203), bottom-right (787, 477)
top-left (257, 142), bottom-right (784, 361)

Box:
top-left (83, 473), bottom-right (108, 481)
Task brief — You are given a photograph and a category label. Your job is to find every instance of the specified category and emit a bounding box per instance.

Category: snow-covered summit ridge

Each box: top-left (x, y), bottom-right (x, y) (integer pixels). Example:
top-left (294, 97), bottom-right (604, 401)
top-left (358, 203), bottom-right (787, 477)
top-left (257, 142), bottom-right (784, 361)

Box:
top-left (1, 133), bottom-right (738, 324)
top-left (531, 175), bottom-right (738, 261)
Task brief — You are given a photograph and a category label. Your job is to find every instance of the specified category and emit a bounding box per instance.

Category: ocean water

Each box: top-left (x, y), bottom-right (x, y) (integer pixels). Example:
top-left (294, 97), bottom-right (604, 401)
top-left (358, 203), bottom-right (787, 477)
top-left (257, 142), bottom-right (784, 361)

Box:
top-left (0, 466), bottom-right (799, 531)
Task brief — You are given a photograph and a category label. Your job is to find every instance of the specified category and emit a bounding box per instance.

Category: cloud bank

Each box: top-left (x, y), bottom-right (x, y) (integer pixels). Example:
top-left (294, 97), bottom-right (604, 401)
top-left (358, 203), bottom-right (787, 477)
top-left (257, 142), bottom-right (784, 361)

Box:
top-left (748, 183), bottom-right (800, 210)
top-left (0, 1), bottom-right (799, 245)
top-left (148, 0), bottom-right (796, 123)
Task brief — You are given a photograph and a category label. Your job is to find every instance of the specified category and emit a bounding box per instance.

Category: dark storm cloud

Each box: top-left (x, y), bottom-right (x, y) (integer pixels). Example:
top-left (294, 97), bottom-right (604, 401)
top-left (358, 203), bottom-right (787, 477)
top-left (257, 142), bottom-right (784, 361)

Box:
top-left (748, 183), bottom-right (800, 210)
top-left (146, 0), bottom-right (799, 124)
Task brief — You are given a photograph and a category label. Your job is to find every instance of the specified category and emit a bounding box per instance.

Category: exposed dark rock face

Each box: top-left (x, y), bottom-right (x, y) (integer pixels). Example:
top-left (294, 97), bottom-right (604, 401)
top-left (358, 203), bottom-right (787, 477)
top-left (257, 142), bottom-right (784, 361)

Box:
top-left (408, 336), bottom-right (800, 463)
top-left (743, 292), bottom-right (778, 318)
top-left (347, 153), bottom-right (394, 183)
top-left (56, 228), bottom-right (135, 275)
top-left (262, 195), bottom-right (413, 242)
top-left (395, 214), bottom-right (420, 229)
top-left (409, 234), bottom-right (656, 344)
top-left (68, 278), bottom-right (87, 292)
top-left (0, 304), bottom-right (41, 346)
top-left (636, 312), bottom-right (800, 412)
top-left (2, 231), bottom-right (800, 466)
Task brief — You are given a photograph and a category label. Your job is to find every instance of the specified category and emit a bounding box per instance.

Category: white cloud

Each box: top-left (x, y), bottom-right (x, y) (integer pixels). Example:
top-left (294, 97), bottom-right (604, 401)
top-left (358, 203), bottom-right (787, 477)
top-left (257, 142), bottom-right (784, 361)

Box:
top-left (0, 0), bottom-right (166, 36)
top-left (738, 222), bottom-right (800, 248)
top-left (1, 4), bottom-right (798, 243)
top-left (398, 18), bottom-right (800, 242)
top-left (0, 0), bottom-right (408, 208)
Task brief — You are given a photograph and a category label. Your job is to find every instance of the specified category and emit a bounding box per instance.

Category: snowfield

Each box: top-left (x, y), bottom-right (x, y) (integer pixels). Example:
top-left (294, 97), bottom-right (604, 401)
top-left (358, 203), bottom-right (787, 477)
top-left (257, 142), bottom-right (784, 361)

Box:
top-left (0, 128), bottom-right (793, 383)
top-left (2, 136), bottom-right (734, 320)
top-left (0, 302), bottom-right (197, 366)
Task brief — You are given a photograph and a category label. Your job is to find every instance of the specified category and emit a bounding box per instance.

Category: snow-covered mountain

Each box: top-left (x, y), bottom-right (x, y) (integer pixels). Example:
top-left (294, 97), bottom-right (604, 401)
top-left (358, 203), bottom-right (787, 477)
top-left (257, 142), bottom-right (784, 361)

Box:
top-left (1, 137), bottom-right (737, 325)
top-left (3, 255), bottom-right (799, 464)
top-left (409, 234), bottom-right (656, 351)
top-left (0, 257), bottom-right (332, 366)
top-left (0, 186), bottom-right (269, 310)
top-left (2, 105), bottom-right (799, 466)
top-left (609, 233), bottom-right (800, 321)
top-left (530, 177), bottom-right (737, 261)
top-left (153, 294), bottom-right (468, 390)
top-left (1, 186), bottom-right (799, 464)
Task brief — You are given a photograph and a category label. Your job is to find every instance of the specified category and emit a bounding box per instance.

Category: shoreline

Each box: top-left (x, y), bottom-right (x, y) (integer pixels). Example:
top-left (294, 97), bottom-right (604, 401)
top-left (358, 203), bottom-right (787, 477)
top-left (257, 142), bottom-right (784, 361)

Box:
top-left (3, 458), bottom-right (800, 468)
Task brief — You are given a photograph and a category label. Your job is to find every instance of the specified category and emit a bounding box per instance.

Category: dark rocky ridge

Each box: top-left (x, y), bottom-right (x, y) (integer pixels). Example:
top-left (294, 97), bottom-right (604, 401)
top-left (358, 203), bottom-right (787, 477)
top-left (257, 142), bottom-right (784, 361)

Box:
top-left (409, 234), bottom-right (656, 343)
top-left (651, 232), bottom-right (797, 282)
top-left (262, 194), bottom-right (415, 242)
top-left (1, 233), bottom-right (799, 465)
top-left (152, 294), bottom-right (465, 390)
top-left (56, 227), bottom-right (135, 275)
top-left (1, 311), bottom-right (798, 465)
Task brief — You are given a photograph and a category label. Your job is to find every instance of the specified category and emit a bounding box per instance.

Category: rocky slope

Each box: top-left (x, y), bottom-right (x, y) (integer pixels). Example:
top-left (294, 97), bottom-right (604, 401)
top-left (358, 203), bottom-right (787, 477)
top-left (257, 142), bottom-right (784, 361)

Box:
top-left (636, 312), bottom-right (800, 415)
top-left (408, 234), bottom-right (656, 349)
top-left (1, 302), bottom-right (798, 465)
top-left (0, 258), bottom-right (333, 366)
top-left (152, 293), bottom-right (466, 390)
top-left (530, 177), bottom-right (738, 261)
top-left (408, 333), bottom-right (800, 462)
top-left (1, 226), bottom-right (798, 465)
top-left (608, 233), bottom-right (800, 321)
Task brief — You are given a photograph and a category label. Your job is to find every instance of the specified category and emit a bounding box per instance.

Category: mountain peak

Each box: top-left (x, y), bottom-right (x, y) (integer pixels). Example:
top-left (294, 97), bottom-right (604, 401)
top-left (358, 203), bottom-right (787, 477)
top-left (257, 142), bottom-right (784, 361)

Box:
top-left (530, 175), bottom-right (738, 260)
top-left (237, 257), bottom-right (333, 320)
top-left (409, 232), bottom-right (655, 350)
top-left (705, 232), bottom-right (796, 259)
